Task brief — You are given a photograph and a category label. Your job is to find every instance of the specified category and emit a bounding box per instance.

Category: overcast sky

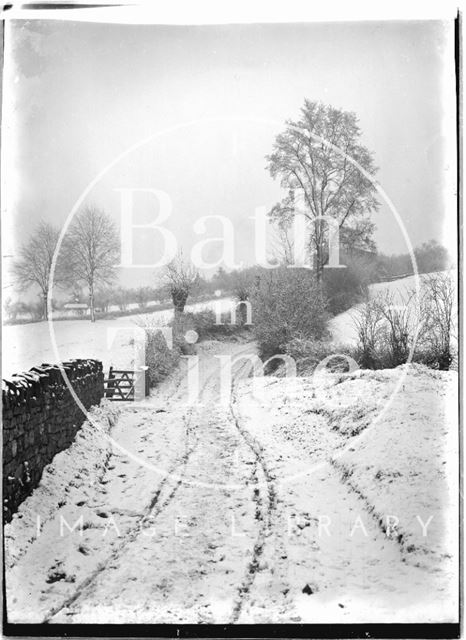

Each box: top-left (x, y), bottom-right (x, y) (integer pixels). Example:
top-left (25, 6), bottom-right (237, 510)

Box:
top-left (3, 18), bottom-right (456, 288)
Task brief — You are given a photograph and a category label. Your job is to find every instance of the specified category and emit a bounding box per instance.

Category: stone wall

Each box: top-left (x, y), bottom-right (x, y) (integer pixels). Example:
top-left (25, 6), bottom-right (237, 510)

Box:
top-left (2, 359), bottom-right (104, 523)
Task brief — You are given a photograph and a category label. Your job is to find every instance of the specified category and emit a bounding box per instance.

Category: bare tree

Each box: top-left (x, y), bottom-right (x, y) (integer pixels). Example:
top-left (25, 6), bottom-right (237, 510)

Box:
top-left (351, 288), bottom-right (420, 369)
top-left (266, 100), bottom-right (379, 282)
top-left (419, 273), bottom-right (456, 370)
top-left (269, 220), bottom-right (295, 266)
top-left (351, 298), bottom-right (384, 369)
top-left (340, 218), bottom-right (376, 257)
top-left (375, 289), bottom-right (418, 367)
top-left (64, 206), bottom-right (119, 322)
top-left (4, 297), bottom-right (23, 323)
top-left (13, 221), bottom-right (67, 320)
top-left (113, 286), bottom-right (133, 312)
top-left (164, 251), bottom-right (199, 317)
top-left (135, 286), bottom-right (153, 310)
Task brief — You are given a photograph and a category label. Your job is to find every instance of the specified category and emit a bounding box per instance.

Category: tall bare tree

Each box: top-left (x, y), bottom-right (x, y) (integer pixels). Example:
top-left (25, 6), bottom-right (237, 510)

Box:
top-left (65, 206), bottom-right (119, 322)
top-left (266, 100), bottom-right (379, 282)
top-left (13, 221), bottom-right (67, 320)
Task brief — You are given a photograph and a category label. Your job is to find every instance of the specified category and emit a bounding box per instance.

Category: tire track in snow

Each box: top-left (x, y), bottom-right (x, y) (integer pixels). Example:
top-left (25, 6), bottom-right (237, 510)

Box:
top-left (329, 457), bottom-right (437, 561)
top-left (228, 359), bottom-right (277, 623)
top-left (44, 350), bottom-right (237, 623)
top-left (44, 405), bottom-right (201, 622)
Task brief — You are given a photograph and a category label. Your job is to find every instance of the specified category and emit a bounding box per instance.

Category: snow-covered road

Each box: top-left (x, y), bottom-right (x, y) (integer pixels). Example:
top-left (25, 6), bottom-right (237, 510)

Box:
top-left (5, 340), bottom-right (458, 624)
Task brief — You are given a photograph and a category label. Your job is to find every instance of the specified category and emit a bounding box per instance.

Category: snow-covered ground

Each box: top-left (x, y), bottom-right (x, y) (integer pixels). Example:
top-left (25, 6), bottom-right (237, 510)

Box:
top-left (4, 272), bottom-right (455, 379)
top-left (4, 339), bottom-right (458, 624)
top-left (329, 271), bottom-right (457, 345)
top-left (3, 274), bottom-right (459, 624)
top-left (2, 296), bottom-right (234, 380)
top-left (234, 363), bottom-right (458, 622)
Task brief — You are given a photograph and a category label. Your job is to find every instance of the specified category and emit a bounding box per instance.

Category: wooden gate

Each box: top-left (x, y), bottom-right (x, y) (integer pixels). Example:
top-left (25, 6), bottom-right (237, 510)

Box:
top-left (104, 367), bottom-right (149, 401)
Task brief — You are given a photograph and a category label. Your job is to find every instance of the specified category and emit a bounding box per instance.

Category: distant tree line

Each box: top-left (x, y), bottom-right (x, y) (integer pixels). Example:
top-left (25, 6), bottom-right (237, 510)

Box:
top-left (11, 206), bottom-right (120, 322)
top-left (7, 207), bottom-right (241, 324)
top-left (6, 210), bottom-right (452, 327)
top-left (371, 239), bottom-right (451, 281)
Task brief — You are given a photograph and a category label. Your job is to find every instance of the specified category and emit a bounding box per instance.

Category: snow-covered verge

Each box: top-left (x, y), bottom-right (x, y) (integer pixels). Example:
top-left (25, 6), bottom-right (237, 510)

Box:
top-left (4, 401), bottom-right (120, 570)
top-left (4, 397), bottom-right (193, 623)
top-left (330, 365), bottom-right (458, 566)
top-left (233, 363), bottom-right (458, 622)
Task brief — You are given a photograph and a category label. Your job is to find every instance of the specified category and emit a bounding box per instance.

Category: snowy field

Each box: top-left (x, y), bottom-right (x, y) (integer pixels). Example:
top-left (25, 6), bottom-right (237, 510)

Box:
top-left (2, 296), bottom-right (234, 380)
top-left (329, 270), bottom-right (457, 345)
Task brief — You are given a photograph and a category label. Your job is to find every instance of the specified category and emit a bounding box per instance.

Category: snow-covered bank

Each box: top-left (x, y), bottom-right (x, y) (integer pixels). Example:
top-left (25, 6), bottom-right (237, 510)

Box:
top-left (4, 398), bottom-right (190, 623)
top-left (331, 365), bottom-right (458, 565)
top-left (329, 271), bottom-right (457, 346)
top-left (4, 401), bottom-right (120, 570)
top-left (233, 363), bottom-right (458, 622)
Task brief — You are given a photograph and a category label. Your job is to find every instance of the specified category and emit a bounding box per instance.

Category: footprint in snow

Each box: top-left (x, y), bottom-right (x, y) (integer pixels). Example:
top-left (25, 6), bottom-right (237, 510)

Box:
top-left (78, 545), bottom-right (90, 555)
top-left (45, 570), bottom-right (67, 584)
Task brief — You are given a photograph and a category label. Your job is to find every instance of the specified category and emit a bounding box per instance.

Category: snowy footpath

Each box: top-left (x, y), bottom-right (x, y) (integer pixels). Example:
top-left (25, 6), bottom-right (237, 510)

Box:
top-left (4, 340), bottom-right (458, 624)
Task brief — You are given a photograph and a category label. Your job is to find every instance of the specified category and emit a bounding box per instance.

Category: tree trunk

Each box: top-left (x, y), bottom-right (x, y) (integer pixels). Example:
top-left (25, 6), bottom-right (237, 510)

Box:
top-left (312, 218), bottom-right (324, 285)
top-left (238, 298), bottom-right (248, 325)
top-left (89, 284), bottom-right (95, 322)
top-left (42, 295), bottom-right (48, 321)
top-left (315, 243), bottom-right (324, 285)
top-left (172, 290), bottom-right (190, 347)
top-left (172, 290), bottom-right (188, 315)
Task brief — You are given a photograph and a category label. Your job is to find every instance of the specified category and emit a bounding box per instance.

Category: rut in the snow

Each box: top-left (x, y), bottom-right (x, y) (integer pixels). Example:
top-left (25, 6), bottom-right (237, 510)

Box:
top-left (43, 355), bottom-right (234, 623)
top-left (43, 406), bottom-right (200, 623)
top-left (228, 361), bottom-right (277, 623)
top-left (329, 457), bottom-right (426, 558)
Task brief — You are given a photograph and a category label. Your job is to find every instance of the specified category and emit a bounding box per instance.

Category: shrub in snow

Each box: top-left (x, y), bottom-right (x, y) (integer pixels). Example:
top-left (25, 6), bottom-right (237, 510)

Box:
top-left (251, 268), bottom-right (328, 362)
top-left (182, 308), bottom-right (251, 341)
top-left (351, 274), bottom-right (457, 371)
top-left (351, 299), bottom-right (383, 368)
top-left (416, 273), bottom-right (457, 371)
top-left (285, 337), bottom-right (353, 376)
top-left (145, 329), bottom-right (180, 386)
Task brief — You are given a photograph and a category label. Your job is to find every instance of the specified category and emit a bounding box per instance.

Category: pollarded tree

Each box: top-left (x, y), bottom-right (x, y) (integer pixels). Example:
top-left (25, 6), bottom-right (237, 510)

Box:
top-left (266, 100), bottom-right (379, 282)
top-left (64, 206), bottom-right (120, 322)
top-left (13, 221), bottom-right (68, 320)
top-left (164, 251), bottom-right (199, 315)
